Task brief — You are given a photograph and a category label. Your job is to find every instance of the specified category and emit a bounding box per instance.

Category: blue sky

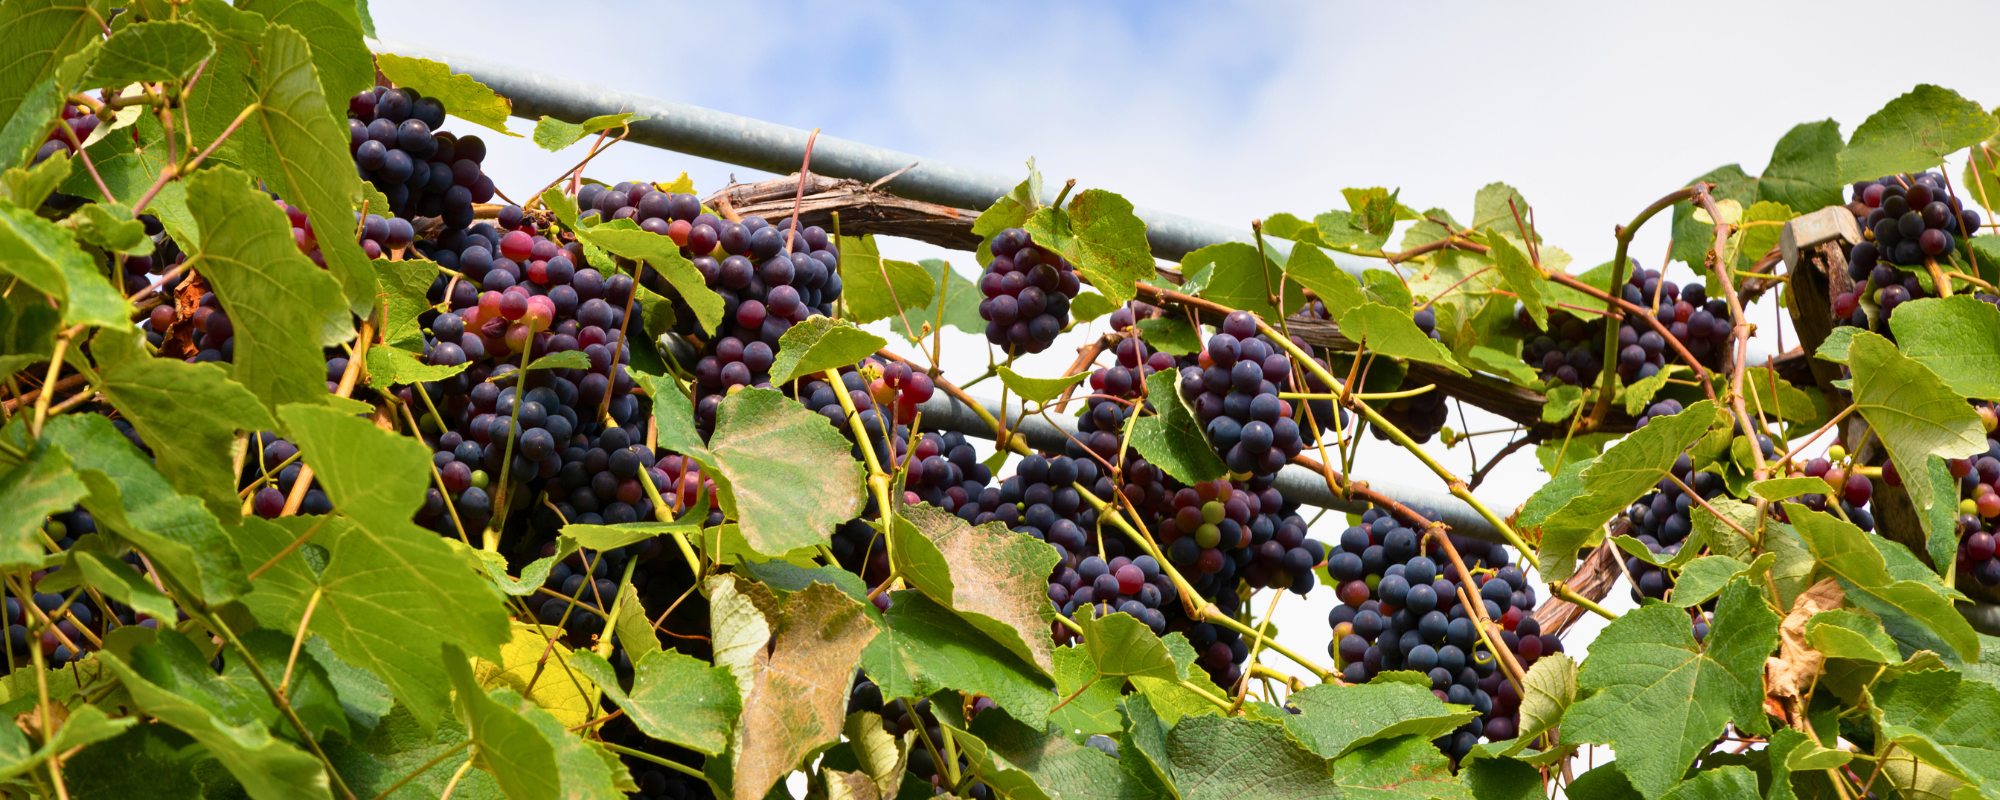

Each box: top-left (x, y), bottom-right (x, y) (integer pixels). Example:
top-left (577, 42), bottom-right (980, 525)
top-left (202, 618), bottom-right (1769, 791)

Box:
top-left (374, 0), bottom-right (2000, 705)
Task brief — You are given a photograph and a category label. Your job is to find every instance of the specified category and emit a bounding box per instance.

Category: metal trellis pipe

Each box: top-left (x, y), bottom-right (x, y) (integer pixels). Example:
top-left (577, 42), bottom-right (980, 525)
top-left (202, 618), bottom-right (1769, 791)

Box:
top-left (369, 39), bottom-right (1376, 274)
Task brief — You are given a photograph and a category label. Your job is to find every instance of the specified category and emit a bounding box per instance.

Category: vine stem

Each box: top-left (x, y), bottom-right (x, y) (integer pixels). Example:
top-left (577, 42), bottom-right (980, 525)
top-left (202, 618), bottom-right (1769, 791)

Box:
top-left (1230, 589), bottom-right (1286, 712)
top-left (193, 604), bottom-right (359, 800)
top-left (29, 326), bottom-right (82, 438)
top-left (282, 315), bottom-right (376, 517)
top-left (488, 337), bottom-right (537, 547)
top-left (602, 742), bottom-right (709, 782)
top-left (1589, 187), bottom-right (1700, 428)
top-left (25, 594), bottom-right (68, 800)
top-left (1693, 184), bottom-right (1769, 483)
top-left (824, 367), bottom-right (900, 595)
top-left (635, 467), bottom-right (708, 579)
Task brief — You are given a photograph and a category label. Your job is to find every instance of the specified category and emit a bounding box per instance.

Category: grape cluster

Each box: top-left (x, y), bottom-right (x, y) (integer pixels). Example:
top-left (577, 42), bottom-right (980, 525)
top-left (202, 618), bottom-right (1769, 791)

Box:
top-left (1368, 307), bottom-right (1453, 444)
top-left (1180, 311), bottom-right (1307, 477)
top-left (275, 196), bottom-right (417, 266)
top-left (31, 102), bottom-right (99, 166)
top-left (244, 433), bottom-right (334, 518)
top-left (1619, 455), bottom-right (1726, 602)
top-left (1519, 267), bottom-right (1729, 394)
top-left (8, 508), bottom-right (162, 670)
top-left (1324, 507), bottom-right (1541, 759)
top-left (978, 228), bottom-right (1079, 355)
top-left (1835, 173), bottom-right (1981, 330)
top-left (347, 85), bottom-right (493, 228)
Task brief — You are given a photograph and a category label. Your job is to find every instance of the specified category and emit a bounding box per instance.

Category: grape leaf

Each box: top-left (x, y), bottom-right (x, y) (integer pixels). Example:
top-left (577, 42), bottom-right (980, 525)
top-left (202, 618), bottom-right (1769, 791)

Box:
top-left (581, 219), bottom-right (722, 336)
top-left (705, 574), bottom-right (777, 710)
top-left (506, 691), bottom-right (634, 798)
top-left (250, 404), bottom-right (512, 729)
top-left (1657, 765), bottom-right (1760, 800)
top-left (838, 234), bottom-right (936, 325)
top-left (468, 623), bottom-right (593, 731)
top-left (1838, 84), bottom-right (1997, 184)
top-left (1805, 609), bottom-right (1902, 663)
top-left (768, 316), bottom-right (887, 385)
top-left (1339, 302), bottom-right (1466, 375)
top-left (64, 549), bottom-right (176, 622)
top-left (97, 632), bottom-right (333, 800)
top-left (532, 112), bottom-right (643, 152)
top-left (891, 504), bottom-right (1058, 674)
top-left (1784, 504), bottom-right (1977, 660)
top-left (86, 20), bottom-right (212, 88)
top-left (685, 387), bottom-right (865, 555)
top-left (1284, 245), bottom-right (1368, 323)
top-left (374, 52), bottom-right (518, 136)
top-left (1280, 680), bottom-right (1477, 759)
top-left (1135, 316), bottom-right (1200, 355)
top-left (1669, 164), bottom-right (1758, 270)
top-left (222, 627), bottom-right (353, 742)
top-left (1329, 735), bottom-right (1469, 800)
top-left (1361, 268), bottom-right (1414, 311)
top-left (321, 706), bottom-right (503, 800)
top-left (1484, 229), bottom-right (1545, 331)
top-left (182, 167), bottom-right (352, 416)
top-left (372, 255), bottom-right (437, 351)
top-left (1561, 578), bottom-right (1779, 799)
top-left (1758, 119), bottom-right (1846, 214)
top-left (235, 24), bottom-right (379, 318)
top-left (1024, 189), bottom-right (1153, 305)
top-left (1458, 755), bottom-right (1545, 800)
top-left (1129, 633), bottom-right (1230, 726)
top-left (951, 710), bottom-right (1165, 800)
top-left (570, 648), bottom-right (739, 757)
top-left (442, 643), bottom-right (560, 800)
top-left (1131, 366), bottom-right (1227, 486)
top-left (1872, 667), bottom-right (2000, 794)
top-left (890, 258), bottom-right (986, 342)
top-left (860, 590), bottom-right (1053, 729)
top-left (0, 149), bottom-right (71, 208)
top-left (92, 328), bottom-right (275, 523)
top-left (0, 443), bottom-right (84, 568)
top-left (1048, 646), bottom-right (1122, 740)
top-left (0, 197), bottom-right (127, 327)
top-left (0, 0), bottom-right (97, 131)
top-left (522, 350), bottom-right (588, 372)
top-left (1764, 727), bottom-right (1849, 800)
top-left (237, 0), bottom-right (373, 120)
top-left (1749, 477), bottom-right (1834, 502)
top-left (1490, 652), bottom-right (1579, 761)
top-left (0, 703), bottom-right (132, 785)
top-left (1167, 715), bottom-right (1343, 800)
top-left (1468, 183), bottom-right (1533, 240)
top-left (1067, 290), bottom-right (1116, 323)
top-left (1844, 329), bottom-right (1985, 531)
top-left (731, 582), bottom-right (878, 800)
top-left (365, 341), bottom-right (467, 388)
top-left (997, 364), bottom-right (1089, 407)
top-left (70, 202), bottom-right (150, 255)
top-left (1532, 400), bottom-right (1719, 582)
top-left (40, 413), bottom-right (249, 605)
top-left (1180, 241), bottom-right (1304, 325)
top-left (1263, 211), bottom-right (1328, 247)
top-left (1886, 296), bottom-right (2000, 401)
top-left (972, 167), bottom-right (1042, 265)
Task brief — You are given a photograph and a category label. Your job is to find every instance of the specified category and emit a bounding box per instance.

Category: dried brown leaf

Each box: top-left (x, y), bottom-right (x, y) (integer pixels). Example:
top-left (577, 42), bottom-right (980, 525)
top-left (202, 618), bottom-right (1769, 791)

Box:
top-left (732, 582), bottom-right (880, 800)
top-left (1764, 577), bottom-right (1843, 720)
top-left (901, 504), bottom-right (1059, 673)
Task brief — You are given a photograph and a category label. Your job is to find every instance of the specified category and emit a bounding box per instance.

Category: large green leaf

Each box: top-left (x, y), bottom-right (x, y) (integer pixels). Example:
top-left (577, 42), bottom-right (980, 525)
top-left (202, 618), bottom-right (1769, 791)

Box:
top-left (1531, 400), bottom-right (1718, 582)
top-left (0, 443), bottom-right (84, 568)
top-left (1757, 119), bottom-right (1846, 214)
top-left (687, 387), bottom-right (866, 555)
top-left (730, 582), bottom-right (878, 800)
top-left (1280, 681), bottom-right (1476, 759)
top-left (1329, 735), bottom-right (1469, 800)
top-left (861, 590), bottom-right (1053, 729)
top-left (1484, 229), bottom-right (1545, 330)
top-left (1656, 765), bottom-right (1761, 800)
top-left (322, 706), bottom-right (503, 800)
top-left (580, 218), bottom-right (722, 336)
top-left (1282, 240), bottom-right (1367, 320)
top-left (1339, 302), bottom-right (1466, 375)
top-left (1181, 241), bottom-right (1304, 325)
top-left (85, 19), bottom-right (212, 88)
top-left (891, 504), bottom-right (1058, 674)
top-left (40, 413), bottom-right (250, 604)
top-left (243, 403), bottom-right (512, 730)
top-left (443, 644), bottom-right (559, 800)
top-left (1837, 84), bottom-right (1997, 184)
top-left (950, 711), bottom-right (1164, 800)
top-left (1844, 330), bottom-right (1986, 538)
top-left (1167, 715), bottom-right (1343, 800)
top-left (569, 648), bottom-right (739, 757)
top-left (1561, 578), bottom-right (1779, 799)
top-left (238, 0), bottom-right (373, 120)
top-left (375, 52), bottom-right (518, 136)
top-left (0, 0), bottom-right (93, 129)
top-left (1072, 611), bottom-right (1176, 683)
top-left (767, 315), bottom-right (886, 385)
top-left (93, 328), bottom-right (277, 524)
top-left (506, 691), bottom-right (633, 798)
top-left (235, 23), bottom-right (376, 317)
top-left (1130, 367), bottom-right (1227, 485)
top-left (0, 197), bottom-right (128, 327)
top-left (837, 233), bottom-right (936, 325)
top-left (1872, 667), bottom-right (2000, 794)
top-left (1887, 296), bottom-right (2000, 401)
top-left (1785, 504), bottom-right (1978, 661)
top-left (1023, 189), bottom-right (1153, 305)
top-left (98, 630), bottom-right (334, 800)
top-left (889, 258), bottom-right (985, 343)
top-left (182, 167), bottom-right (351, 416)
